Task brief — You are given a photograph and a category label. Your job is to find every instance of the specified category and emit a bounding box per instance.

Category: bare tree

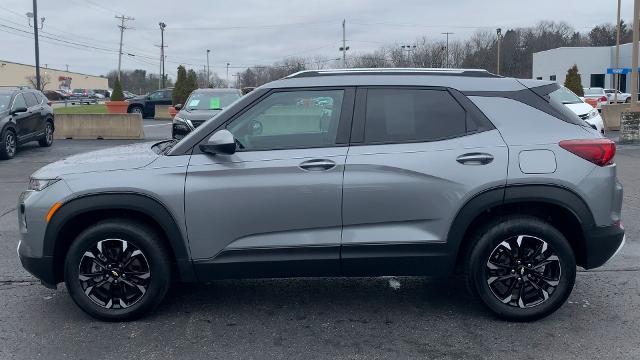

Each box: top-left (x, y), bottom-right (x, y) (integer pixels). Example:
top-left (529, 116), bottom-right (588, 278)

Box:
top-left (25, 74), bottom-right (51, 91)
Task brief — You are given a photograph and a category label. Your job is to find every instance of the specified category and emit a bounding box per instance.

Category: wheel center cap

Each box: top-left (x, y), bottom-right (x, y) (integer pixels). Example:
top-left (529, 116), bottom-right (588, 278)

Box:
top-left (111, 270), bottom-right (119, 277)
top-left (519, 267), bottom-right (526, 275)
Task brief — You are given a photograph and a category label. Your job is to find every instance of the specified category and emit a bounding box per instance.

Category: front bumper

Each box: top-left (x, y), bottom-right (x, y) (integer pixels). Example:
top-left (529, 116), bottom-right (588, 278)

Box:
top-left (582, 223), bottom-right (625, 269)
top-left (18, 243), bottom-right (56, 288)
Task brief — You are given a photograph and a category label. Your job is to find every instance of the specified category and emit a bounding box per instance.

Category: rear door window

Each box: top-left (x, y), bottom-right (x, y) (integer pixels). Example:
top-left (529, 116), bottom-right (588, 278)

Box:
top-left (23, 92), bottom-right (39, 107)
top-left (363, 88), bottom-right (467, 144)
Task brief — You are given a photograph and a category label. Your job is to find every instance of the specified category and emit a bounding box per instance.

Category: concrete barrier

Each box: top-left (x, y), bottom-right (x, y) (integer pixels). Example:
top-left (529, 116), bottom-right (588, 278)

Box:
top-left (601, 103), bottom-right (631, 131)
top-left (53, 113), bottom-right (144, 140)
top-left (154, 105), bottom-right (172, 120)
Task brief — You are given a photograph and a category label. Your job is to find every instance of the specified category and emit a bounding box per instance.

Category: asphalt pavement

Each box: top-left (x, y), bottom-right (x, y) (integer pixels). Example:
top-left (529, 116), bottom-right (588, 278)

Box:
top-left (0, 125), bottom-right (639, 359)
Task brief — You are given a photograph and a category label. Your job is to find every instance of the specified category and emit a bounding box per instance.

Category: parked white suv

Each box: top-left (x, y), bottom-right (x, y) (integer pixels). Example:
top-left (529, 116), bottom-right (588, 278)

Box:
top-left (604, 89), bottom-right (631, 104)
top-left (553, 87), bottom-right (605, 134)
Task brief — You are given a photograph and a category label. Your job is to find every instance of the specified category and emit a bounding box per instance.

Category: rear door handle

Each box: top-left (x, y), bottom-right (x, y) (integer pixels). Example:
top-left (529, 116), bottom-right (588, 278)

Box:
top-left (456, 153), bottom-right (494, 165)
top-left (299, 159), bottom-right (336, 171)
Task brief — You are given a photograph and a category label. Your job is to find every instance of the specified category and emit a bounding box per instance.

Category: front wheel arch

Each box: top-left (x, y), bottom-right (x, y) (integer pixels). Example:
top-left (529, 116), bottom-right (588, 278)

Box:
top-left (46, 193), bottom-right (195, 285)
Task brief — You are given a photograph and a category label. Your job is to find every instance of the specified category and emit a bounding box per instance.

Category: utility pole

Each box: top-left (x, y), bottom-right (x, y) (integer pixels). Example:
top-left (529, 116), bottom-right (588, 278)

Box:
top-left (115, 15), bottom-right (134, 82)
top-left (496, 28), bottom-right (502, 75)
top-left (614, 0), bottom-right (622, 103)
top-left (159, 22), bottom-right (166, 88)
top-left (339, 19), bottom-right (349, 68)
top-left (631, 0), bottom-right (640, 109)
top-left (442, 32), bottom-right (454, 68)
top-left (65, 64), bottom-right (69, 72)
top-left (233, 73), bottom-right (240, 88)
top-left (226, 62), bottom-right (230, 88)
top-left (206, 49), bottom-right (211, 87)
top-left (27, 0), bottom-right (44, 90)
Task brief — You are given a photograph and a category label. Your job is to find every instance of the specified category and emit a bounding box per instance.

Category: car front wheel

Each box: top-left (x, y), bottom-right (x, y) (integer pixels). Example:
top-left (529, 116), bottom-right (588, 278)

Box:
top-left (466, 215), bottom-right (576, 321)
top-left (129, 106), bottom-right (143, 115)
top-left (64, 219), bottom-right (171, 321)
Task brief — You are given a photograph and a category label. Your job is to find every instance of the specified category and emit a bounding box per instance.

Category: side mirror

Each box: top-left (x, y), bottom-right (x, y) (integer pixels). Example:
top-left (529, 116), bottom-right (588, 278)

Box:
top-left (174, 104), bottom-right (182, 111)
top-left (11, 106), bottom-right (27, 115)
top-left (199, 129), bottom-right (236, 155)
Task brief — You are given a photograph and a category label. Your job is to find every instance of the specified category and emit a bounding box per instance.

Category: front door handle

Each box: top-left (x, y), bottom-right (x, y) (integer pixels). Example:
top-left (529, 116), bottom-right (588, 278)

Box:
top-left (456, 153), bottom-right (494, 165)
top-left (299, 159), bottom-right (336, 171)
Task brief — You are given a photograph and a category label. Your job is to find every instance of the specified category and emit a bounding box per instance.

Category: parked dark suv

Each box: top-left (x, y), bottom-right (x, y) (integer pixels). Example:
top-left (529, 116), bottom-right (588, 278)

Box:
top-left (0, 87), bottom-right (54, 159)
top-left (172, 88), bottom-right (242, 139)
top-left (18, 69), bottom-right (623, 321)
top-left (127, 88), bottom-right (173, 118)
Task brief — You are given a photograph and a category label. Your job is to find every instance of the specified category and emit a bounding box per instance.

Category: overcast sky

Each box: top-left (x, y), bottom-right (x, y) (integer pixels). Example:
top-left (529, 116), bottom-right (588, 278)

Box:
top-left (0, 0), bottom-right (633, 80)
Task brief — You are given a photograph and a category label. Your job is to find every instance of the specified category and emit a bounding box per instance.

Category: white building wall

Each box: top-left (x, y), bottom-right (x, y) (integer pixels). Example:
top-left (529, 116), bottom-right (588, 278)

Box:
top-left (532, 44), bottom-right (639, 93)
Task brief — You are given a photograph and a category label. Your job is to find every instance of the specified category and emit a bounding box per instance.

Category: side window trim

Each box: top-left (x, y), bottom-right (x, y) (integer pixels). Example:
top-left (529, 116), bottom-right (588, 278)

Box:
top-left (217, 86), bottom-right (355, 152)
top-left (351, 86), bottom-right (483, 146)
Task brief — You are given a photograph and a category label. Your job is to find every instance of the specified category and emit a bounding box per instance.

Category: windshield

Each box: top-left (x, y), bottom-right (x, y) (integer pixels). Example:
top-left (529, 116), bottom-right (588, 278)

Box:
top-left (0, 93), bottom-right (11, 111)
top-left (584, 88), bottom-right (603, 96)
top-left (185, 92), bottom-right (241, 111)
top-left (548, 86), bottom-right (583, 104)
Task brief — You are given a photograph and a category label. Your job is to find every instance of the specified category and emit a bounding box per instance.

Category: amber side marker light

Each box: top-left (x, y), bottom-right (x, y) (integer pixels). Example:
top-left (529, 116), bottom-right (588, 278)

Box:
top-left (46, 202), bottom-right (63, 223)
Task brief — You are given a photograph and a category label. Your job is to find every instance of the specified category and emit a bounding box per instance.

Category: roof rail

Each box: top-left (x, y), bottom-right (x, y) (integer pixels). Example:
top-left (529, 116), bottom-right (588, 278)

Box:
top-left (0, 85), bottom-right (31, 90)
top-left (285, 68), bottom-right (499, 79)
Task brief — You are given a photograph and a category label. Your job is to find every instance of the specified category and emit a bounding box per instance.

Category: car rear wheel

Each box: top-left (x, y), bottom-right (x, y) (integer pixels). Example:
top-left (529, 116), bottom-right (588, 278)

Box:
top-left (129, 106), bottom-right (143, 115)
top-left (0, 128), bottom-right (16, 160)
top-left (465, 215), bottom-right (575, 321)
top-left (64, 219), bottom-right (171, 321)
top-left (625, 98), bottom-right (631, 103)
top-left (38, 122), bottom-right (54, 147)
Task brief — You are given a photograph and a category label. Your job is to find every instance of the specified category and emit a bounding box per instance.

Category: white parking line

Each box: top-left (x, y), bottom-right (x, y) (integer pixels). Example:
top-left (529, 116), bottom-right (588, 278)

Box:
top-left (144, 123), bottom-right (171, 127)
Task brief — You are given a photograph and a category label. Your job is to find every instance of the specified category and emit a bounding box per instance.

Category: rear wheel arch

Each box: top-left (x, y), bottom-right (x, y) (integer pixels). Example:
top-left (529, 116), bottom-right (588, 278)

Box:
top-left (450, 184), bottom-right (594, 271)
top-left (45, 193), bottom-right (195, 284)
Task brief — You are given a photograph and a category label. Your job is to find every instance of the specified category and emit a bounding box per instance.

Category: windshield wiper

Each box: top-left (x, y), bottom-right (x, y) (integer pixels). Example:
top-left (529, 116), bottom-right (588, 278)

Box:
top-left (209, 107), bottom-right (223, 110)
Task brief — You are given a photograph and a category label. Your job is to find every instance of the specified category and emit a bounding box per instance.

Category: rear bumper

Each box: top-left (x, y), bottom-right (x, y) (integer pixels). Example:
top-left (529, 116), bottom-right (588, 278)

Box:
top-left (582, 223), bottom-right (625, 269)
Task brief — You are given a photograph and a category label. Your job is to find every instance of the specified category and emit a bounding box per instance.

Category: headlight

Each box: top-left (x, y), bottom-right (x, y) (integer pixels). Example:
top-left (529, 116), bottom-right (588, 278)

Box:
top-left (587, 109), bottom-right (599, 119)
top-left (28, 178), bottom-right (60, 191)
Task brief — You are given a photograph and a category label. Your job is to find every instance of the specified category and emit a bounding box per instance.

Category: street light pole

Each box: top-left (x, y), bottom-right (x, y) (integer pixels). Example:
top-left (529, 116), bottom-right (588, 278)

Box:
top-left (159, 22), bottom-right (166, 88)
top-left (339, 19), bottom-right (349, 68)
top-left (226, 62), bottom-right (230, 88)
top-left (32, 0), bottom-right (41, 90)
top-left (206, 49), bottom-right (211, 87)
top-left (496, 28), bottom-right (502, 75)
top-left (614, 0), bottom-right (622, 103)
top-left (631, 0), bottom-right (640, 110)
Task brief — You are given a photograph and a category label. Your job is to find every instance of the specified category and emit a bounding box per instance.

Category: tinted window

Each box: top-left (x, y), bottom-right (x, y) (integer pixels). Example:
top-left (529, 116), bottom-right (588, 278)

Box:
top-left (549, 86), bottom-right (582, 104)
top-left (34, 92), bottom-right (46, 103)
top-left (185, 91), bottom-right (241, 110)
top-left (364, 89), bottom-right (466, 143)
top-left (0, 93), bottom-right (11, 111)
top-left (24, 92), bottom-right (38, 107)
top-left (149, 91), bottom-right (164, 100)
top-left (12, 94), bottom-right (27, 110)
top-left (227, 90), bottom-right (344, 151)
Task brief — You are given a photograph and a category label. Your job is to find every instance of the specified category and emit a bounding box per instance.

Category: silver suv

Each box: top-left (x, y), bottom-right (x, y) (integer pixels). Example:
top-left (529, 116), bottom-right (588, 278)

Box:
top-left (18, 68), bottom-right (624, 321)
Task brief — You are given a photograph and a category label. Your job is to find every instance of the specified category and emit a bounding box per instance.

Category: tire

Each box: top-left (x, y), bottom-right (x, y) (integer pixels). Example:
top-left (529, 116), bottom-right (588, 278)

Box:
top-left (64, 219), bottom-right (171, 321)
top-left (129, 106), bottom-right (143, 115)
top-left (0, 128), bottom-right (17, 160)
top-left (38, 121), bottom-right (54, 147)
top-left (625, 98), bottom-right (631, 103)
top-left (465, 215), bottom-right (576, 321)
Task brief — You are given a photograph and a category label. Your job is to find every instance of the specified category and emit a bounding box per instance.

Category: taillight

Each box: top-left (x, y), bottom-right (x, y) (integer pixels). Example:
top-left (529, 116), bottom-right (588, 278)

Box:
top-left (600, 96), bottom-right (608, 103)
top-left (559, 139), bottom-right (616, 166)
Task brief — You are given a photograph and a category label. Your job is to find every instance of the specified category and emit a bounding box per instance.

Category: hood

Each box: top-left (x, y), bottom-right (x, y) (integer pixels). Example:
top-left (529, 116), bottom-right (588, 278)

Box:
top-left (32, 142), bottom-right (160, 178)
top-left (564, 102), bottom-right (595, 116)
top-left (176, 109), bottom-right (222, 121)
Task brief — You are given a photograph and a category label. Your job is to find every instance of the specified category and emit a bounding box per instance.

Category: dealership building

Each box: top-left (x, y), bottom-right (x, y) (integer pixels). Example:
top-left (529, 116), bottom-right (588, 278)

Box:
top-left (532, 43), bottom-right (638, 92)
top-left (0, 59), bottom-right (108, 91)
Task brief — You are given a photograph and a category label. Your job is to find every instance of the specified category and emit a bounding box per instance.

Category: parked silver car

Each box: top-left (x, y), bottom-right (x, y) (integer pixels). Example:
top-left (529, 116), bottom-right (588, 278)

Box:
top-left (18, 68), bottom-right (624, 321)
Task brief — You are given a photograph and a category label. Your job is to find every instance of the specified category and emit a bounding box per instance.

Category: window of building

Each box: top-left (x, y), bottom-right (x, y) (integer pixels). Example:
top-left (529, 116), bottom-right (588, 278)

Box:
top-left (536, 77), bottom-right (543, 80)
top-left (590, 74), bottom-right (605, 88)
top-left (550, 75), bottom-right (557, 81)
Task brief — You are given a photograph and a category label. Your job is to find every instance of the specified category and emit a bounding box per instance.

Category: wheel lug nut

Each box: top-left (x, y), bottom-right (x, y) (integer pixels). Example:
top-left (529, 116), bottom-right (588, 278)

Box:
top-left (511, 269), bottom-right (516, 274)
top-left (517, 277), bottom-right (522, 281)
top-left (527, 264), bottom-right (532, 268)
